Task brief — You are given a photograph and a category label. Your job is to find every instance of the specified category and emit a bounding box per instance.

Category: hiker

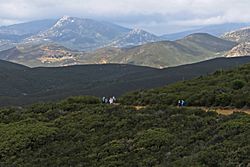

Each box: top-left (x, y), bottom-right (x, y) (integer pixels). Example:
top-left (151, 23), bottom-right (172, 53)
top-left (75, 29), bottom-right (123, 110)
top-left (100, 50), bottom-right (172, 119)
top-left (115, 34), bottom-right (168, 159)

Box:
top-left (178, 100), bottom-right (181, 107)
top-left (102, 97), bottom-right (106, 103)
top-left (109, 97), bottom-right (114, 104)
top-left (105, 98), bottom-right (109, 104)
top-left (112, 96), bottom-right (116, 103)
top-left (181, 100), bottom-right (186, 107)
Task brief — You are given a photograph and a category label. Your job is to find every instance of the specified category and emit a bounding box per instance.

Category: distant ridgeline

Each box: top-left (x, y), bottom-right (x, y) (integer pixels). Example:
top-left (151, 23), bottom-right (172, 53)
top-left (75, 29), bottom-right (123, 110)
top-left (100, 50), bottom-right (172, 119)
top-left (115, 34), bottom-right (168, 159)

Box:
top-left (0, 96), bottom-right (249, 166)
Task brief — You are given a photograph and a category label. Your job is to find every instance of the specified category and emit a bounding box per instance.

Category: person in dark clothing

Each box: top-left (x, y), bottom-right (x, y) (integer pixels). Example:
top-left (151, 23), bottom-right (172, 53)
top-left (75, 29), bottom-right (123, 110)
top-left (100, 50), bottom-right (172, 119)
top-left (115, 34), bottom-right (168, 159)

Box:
top-left (178, 100), bottom-right (181, 107)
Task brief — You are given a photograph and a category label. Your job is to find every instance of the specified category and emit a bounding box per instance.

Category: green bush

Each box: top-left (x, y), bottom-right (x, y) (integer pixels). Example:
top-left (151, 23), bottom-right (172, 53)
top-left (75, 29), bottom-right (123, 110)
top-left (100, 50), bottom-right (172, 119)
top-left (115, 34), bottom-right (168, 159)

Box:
top-left (231, 79), bottom-right (245, 90)
top-left (215, 93), bottom-right (232, 106)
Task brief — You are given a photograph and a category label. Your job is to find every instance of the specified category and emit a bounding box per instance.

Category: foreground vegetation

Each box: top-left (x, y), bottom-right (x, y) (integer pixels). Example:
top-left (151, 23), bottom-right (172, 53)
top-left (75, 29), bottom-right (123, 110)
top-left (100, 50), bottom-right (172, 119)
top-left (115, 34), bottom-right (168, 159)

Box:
top-left (121, 63), bottom-right (250, 108)
top-left (0, 96), bottom-right (249, 166)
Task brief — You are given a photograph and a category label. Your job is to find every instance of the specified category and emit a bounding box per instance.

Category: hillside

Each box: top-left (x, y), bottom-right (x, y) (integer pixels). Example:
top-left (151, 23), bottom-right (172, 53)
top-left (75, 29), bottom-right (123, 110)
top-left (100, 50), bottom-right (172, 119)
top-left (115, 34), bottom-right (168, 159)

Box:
top-left (107, 28), bottom-right (162, 48)
top-left (177, 33), bottom-right (236, 53)
top-left (121, 60), bottom-right (250, 108)
top-left (76, 33), bottom-right (237, 68)
top-left (0, 40), bottom-right (16, 51)
top-left (1, 57), bottom-right (250, 106)
top-left (225, 42), bottom-right (250, 57)
top-left (0, 95), bottom-right (249, 166)
top-left (0, 33), bottom-right (237, 68)
top-left (0, 19), bottom-right (56, 42)
top-left (0, 19), bottom-right (56, 51)
top-left (0, 43), bottom-right (82, 67)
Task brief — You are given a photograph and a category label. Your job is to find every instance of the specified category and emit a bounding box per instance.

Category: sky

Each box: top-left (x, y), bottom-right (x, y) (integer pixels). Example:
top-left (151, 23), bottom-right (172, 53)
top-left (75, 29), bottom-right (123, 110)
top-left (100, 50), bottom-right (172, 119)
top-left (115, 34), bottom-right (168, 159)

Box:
top-left (0, 0), bottom-right (250, 35)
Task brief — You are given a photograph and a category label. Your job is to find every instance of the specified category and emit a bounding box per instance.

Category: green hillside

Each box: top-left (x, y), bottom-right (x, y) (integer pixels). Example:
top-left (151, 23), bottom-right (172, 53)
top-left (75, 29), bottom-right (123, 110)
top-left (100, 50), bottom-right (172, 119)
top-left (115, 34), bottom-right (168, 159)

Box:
top-left (0, 96), bottom-right (249, 166)
top-left (121, 62), bottom-right (250, 108)
top-left (177, 33), bottom-right (236, 53)
top-left (84, 33), bottom-right (237, 68)
top-left (0, 43), bottom-right (82, 67)
top-left (1, 57), bottom-right (250, 106)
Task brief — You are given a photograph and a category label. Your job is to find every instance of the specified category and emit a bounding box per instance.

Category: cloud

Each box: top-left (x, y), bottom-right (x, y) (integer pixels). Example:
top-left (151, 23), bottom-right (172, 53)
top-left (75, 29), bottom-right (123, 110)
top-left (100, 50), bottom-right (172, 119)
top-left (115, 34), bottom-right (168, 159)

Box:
top-left (0, 0), bottom-right (249, 34)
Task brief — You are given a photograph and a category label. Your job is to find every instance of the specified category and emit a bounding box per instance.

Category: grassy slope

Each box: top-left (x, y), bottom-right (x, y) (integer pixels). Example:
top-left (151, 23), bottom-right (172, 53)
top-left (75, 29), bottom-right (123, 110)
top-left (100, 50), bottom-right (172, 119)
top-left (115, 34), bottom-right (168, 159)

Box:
top-left (177, 33), bottom-right (237, 53)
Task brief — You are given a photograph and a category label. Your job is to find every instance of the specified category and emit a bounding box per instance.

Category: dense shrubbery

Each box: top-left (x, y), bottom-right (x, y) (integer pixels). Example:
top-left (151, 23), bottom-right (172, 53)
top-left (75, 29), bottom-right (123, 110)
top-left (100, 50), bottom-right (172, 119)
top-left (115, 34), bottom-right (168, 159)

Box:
top-left (0, 96), bottom-right (249, 166)
top-left (121, 64), bottom-right (250, 108)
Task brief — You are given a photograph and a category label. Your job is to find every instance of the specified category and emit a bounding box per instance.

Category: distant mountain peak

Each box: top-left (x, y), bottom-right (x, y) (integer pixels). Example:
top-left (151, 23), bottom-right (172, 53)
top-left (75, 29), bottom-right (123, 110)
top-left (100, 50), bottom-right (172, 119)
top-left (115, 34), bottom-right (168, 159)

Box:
top-left (61, 15), bottom-right (71, 20)
top-left (129, 28), bottom-right (145, 34)
top-left (107, 28), bottom-right (161, 48)
top-left (53, 16), bottom-right (75, 28)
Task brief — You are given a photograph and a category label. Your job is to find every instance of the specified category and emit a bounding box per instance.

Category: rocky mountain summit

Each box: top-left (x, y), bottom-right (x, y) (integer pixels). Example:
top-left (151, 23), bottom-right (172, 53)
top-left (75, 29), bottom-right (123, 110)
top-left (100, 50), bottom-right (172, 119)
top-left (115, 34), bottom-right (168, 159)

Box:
top-left (223, 27), bottom-right (250, 57)
top-left (223, 27), bottom-right (250, 43)
top-left (225, 42), bottom-right (250, 57)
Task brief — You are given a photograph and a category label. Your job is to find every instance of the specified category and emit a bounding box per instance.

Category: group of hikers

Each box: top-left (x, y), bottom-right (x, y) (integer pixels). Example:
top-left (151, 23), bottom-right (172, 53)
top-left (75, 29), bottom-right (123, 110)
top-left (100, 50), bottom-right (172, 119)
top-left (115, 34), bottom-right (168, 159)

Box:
top-left (178, 99), bottom-right (186, 107)
top-left (102, 96), bottom-right (117, 104)
top-left (102, 96), bottom-right (185, 106)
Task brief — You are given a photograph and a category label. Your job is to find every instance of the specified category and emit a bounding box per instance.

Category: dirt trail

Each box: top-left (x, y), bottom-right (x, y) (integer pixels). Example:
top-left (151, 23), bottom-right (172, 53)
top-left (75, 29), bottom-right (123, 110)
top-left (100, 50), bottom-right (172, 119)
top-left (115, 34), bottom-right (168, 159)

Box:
top-left (192, 107), bottom-right (250, 115)
top-left (131, 105), bottom-right (250, 115)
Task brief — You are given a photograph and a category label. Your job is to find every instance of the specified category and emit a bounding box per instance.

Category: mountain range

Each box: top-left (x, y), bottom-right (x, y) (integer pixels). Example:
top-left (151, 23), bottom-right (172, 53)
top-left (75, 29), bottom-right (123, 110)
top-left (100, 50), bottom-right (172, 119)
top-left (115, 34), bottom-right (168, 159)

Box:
top-left (0, 33), bottom-right (237, 68)
top-left (0, 16), bottom-right (163, 52)
top-left (0, 16), bottom-right (250, 68)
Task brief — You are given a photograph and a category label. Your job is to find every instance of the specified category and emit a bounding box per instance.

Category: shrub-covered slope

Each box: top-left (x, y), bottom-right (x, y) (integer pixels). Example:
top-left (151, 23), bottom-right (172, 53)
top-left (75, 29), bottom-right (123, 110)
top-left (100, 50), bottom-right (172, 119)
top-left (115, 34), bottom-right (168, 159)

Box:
top-left (121, 63), bottom-right (250, 108)
top-left (0, 96), bottom-right (249, 166)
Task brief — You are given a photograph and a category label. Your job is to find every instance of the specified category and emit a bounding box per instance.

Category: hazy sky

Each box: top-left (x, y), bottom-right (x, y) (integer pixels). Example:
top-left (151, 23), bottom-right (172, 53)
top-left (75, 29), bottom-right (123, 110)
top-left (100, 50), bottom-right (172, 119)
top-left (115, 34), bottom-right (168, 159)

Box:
top-left (0, 0), bottom-right (249, 34)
